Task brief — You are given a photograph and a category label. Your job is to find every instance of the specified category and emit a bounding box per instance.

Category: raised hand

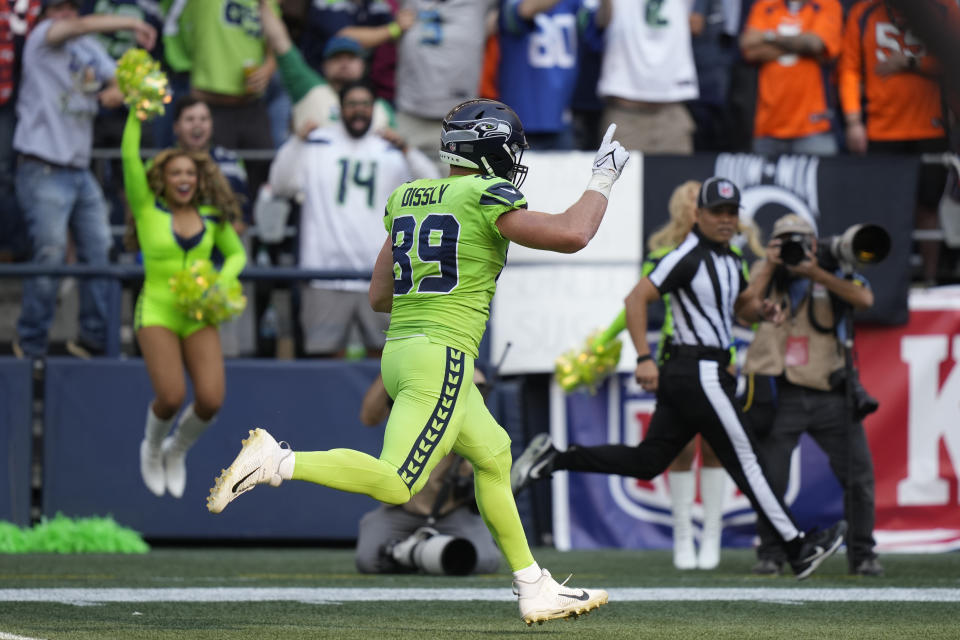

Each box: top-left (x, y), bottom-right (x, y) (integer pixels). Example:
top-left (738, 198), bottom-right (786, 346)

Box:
top-left (586, 123), bottom-right (630, 198)
top-left (593, 123), bottom-right (629, 180)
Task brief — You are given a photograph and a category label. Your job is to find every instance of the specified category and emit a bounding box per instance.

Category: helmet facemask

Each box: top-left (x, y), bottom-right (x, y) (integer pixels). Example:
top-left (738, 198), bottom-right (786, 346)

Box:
top-left (504, 142), bottom-right (528, 189)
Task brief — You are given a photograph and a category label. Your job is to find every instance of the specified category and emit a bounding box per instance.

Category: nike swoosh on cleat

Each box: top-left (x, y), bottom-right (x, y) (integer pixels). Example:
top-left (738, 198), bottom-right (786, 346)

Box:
top-left (802, 545), bottom-right (826, 562)
top-left (560, 590), bottom-right (591, 601)
top-left (232, 468), bottom-right (260, 493)
top-left (529, 458), bottom-right (551, 479)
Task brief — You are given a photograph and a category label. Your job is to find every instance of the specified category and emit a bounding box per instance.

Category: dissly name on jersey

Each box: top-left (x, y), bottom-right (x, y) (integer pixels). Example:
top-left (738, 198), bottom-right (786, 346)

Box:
top-left (400, 184), bottom-right (450, 207)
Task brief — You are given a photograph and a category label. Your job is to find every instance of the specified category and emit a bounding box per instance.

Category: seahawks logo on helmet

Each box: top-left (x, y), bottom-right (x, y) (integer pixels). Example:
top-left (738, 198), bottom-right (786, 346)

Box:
top-left (441, 118), bottom-right (513, 146)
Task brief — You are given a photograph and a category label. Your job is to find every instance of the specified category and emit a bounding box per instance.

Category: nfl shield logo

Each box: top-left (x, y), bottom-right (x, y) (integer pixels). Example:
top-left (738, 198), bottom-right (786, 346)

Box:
top-left (719, 181), bottom-right (734, 198)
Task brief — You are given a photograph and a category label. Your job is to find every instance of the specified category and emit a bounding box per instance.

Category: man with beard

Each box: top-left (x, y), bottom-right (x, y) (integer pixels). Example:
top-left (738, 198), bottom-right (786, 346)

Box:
top-left (258, 2), bottom-right (394, 139)
top-left (267, 80), bottom-right (438, 358)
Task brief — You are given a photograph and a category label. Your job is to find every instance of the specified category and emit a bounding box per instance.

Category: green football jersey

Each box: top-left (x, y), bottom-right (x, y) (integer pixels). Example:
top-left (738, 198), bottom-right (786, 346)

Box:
top-left (383, 174), bottom-right (527, 358)
top-left (167, 0), bottom-right (276, 95)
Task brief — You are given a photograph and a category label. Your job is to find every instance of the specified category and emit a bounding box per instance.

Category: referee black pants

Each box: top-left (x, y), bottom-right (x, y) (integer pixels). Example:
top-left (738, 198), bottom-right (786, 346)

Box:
top-left (555, 356), bottom-right (803, 547)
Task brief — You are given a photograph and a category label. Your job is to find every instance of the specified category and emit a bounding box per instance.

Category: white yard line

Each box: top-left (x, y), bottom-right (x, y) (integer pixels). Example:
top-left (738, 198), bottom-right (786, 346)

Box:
top-left (1, 587), bottom-right (959, 605)
top-left (0, 631), bottom-right (47, 640)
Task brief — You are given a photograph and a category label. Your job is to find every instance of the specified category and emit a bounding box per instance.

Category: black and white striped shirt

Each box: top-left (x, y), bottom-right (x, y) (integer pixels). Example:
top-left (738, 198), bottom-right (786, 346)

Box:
top-left (647, 226), bottom-right (747, 350)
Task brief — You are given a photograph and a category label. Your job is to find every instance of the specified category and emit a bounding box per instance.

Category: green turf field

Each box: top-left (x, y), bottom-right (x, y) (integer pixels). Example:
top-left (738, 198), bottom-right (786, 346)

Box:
top-left (1, 547), bottom-right (959, 639)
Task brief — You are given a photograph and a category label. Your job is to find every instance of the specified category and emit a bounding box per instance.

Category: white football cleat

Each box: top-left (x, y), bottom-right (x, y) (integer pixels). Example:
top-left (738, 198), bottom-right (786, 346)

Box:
top-left (140, 439), bottom-right (165, 497)
top-left (513, 568), bottom-right (608, 626)
top-left (206, 428), bottom-right (291, 514)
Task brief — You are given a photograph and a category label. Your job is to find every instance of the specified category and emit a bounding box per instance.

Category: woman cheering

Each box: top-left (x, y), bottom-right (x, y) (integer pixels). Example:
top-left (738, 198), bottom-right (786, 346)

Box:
top-left (121, 99), bottom-right (246, 498)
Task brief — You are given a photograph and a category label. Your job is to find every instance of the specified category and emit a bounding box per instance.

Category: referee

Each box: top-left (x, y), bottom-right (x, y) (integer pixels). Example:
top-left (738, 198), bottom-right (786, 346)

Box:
top-left (513, 177), bottom-right (846, 579)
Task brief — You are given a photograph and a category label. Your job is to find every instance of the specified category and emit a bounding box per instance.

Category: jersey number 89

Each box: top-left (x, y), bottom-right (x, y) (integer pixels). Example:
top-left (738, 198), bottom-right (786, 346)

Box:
top-left (392, 214), bottom-right (460, 295)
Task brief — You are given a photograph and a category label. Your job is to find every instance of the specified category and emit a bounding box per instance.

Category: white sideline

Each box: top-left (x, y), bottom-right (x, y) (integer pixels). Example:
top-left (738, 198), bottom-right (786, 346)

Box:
top-left (1, 587), bottom-right (960, 605)
top-left (0, 631), bottom-right (46, 640)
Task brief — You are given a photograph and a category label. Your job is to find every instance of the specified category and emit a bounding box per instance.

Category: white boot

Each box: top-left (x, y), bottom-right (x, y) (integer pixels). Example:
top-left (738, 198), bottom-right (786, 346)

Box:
top-left (669, 470), bottom-right (697, 570)
top-left (697, 466), bottom-right (727, 570)
top-left (207, 428), bottom-right (293, 514)
top-left (513, 567), bottom-right (608, 626)
top-left (140, 404), bottom-right (174, 497)
top-left (162, 404), bottom-right (213, 498)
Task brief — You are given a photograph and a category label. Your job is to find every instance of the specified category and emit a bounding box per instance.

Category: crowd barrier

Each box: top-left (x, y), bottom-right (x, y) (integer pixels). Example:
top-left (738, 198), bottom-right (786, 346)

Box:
top-left (1, 356), bottom-right (525, 540)
top-left (0, 359), bottom-right (32, 526)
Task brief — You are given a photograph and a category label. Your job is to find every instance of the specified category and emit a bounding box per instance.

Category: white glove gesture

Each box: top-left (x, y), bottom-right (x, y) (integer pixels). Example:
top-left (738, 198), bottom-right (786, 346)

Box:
top-left (587, 124), bottom-right (629, 198)
top-left (592, 124), bottom-right (629, 180)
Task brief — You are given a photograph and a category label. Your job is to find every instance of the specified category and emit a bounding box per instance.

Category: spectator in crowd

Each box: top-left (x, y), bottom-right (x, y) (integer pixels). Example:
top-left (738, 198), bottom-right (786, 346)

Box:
top-left (497, 0), bottom-right (609, 151)
top-left (297, 0), bottom-right (413, 102)
top-left (267, 80), bottom-right (438, 358)
top-left (0, 0), bottom-right (41, 263)
top-left (12, 0), bottom-right (155, 358)
top-left (740, 213), bottom-right (882, 577)
top-left (740, 0), bottom-right (843, 156)
top-left (570, 0), bottom-right (607, 151)
top-left (355, 369), bottom-right (501, 575)
top-left (80, 0), bottom-right (162, 59)
top-left (259, 3), bottom-right (394, 137)
top-left (162, 0), bottom-right (276, 196)
top-left (839, 0), bottom-right (958, 284)
top-left (393, 0), bottom-right (496, 166)
top-left (596, 0), bottom-right (699, 154)
top-left (79, 0), bottom-right (168, 255)
top-left (688, 0), bottom-right (740, 151)
top-left (121, 97), bottom-right (246, 498)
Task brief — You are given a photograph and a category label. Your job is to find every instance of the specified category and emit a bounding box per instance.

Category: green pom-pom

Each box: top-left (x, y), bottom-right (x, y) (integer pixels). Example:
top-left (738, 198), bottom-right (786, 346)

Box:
top-left (116, 48), bottom-right (172, 121)
top-left (554, 331), bottom-right (623, 394)
top-left (170, 259), bottom-right (247, 326)
top-left (0, 514), bottom-right (149, 554)
top-left (0, 520), bottom-right (29, 552)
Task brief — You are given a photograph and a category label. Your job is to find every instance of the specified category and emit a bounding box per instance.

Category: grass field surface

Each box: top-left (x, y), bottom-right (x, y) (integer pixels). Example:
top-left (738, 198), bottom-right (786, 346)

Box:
top-left (1, 547), bottom-right (959, 639)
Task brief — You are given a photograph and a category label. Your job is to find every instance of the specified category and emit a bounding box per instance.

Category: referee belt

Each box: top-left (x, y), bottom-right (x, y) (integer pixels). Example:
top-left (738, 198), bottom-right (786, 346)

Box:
top-left (663, 344), bottom-right (730, 366)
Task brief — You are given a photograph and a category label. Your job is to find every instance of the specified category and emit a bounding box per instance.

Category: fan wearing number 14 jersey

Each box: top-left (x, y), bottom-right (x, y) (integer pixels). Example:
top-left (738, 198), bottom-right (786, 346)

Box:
top-left (207, 98), bottom-right (630, 625)
top-left (268, 80), bottom-right (439, 357)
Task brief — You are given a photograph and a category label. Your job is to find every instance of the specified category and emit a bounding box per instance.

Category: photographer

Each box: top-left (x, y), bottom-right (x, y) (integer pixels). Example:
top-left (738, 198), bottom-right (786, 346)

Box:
top-left (354, 370), bottom-right (501, 575)
top-left (742, 213), bottom-right (882, 577)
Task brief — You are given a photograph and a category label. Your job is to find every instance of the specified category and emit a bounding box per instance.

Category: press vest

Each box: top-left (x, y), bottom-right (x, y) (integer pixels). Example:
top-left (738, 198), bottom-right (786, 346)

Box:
top-left (744, 278), bottom-right (844, 391)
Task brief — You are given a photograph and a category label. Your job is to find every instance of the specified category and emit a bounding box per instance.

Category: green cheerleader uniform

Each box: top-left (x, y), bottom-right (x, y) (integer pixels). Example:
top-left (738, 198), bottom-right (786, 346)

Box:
top-left (121, 111), bottom-right (246, 337)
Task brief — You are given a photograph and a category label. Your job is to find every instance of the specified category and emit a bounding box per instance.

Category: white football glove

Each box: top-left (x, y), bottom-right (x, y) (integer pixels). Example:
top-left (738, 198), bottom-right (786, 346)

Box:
top-left (586, 123), bottom-right (630, 198)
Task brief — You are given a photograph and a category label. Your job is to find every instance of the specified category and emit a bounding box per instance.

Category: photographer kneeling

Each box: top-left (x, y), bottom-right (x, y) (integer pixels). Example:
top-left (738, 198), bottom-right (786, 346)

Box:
top-left (354, 370), bottom-right (502, 575)
top-left (741, 214), bottom-right (883, 577)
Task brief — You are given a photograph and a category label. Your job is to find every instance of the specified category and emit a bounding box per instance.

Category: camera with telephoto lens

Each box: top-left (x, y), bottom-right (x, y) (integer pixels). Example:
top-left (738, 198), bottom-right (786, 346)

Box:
top-left (382, 526), bottom-right (478, 576)
top-left (779, 233), bottom-right (813, 266)
top-left (780, 223), bottom-right (891, 270)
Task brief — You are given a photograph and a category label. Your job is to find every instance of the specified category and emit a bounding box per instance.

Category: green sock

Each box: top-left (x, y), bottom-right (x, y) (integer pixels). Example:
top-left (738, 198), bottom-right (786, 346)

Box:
top-left (473, 446), bottom-right (535, 571)
top-left (292, 448), bottom-right (411, 505)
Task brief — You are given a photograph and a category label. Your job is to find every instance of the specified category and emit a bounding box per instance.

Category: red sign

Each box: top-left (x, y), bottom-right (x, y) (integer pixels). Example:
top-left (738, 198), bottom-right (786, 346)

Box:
top-left (856, 300), bottom-right (960, 552)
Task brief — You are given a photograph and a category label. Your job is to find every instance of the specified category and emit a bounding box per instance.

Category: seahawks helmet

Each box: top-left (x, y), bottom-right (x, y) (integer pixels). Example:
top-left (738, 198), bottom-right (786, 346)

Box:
top-left (439, 99), bottom-right (529, 188)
